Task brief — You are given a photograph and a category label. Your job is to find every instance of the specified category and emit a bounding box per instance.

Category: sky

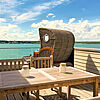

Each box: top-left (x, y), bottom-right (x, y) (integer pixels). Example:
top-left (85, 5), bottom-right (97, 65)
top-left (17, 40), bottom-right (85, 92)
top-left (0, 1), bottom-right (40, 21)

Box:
top-left (0, 0), bottom-right (100, 41)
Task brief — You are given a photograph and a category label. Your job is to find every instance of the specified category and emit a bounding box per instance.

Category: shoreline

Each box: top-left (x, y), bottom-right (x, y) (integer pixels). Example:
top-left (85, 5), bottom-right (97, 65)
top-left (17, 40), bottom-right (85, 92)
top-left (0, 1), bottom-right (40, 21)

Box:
top-left (1, 41), bottom-right (100, 44)
top-left (1, 40), bottom-right (100, 44)
top-left (75, 41), bottom-right (100, 44)
top-left (0, 41), bottom-right (40, 44)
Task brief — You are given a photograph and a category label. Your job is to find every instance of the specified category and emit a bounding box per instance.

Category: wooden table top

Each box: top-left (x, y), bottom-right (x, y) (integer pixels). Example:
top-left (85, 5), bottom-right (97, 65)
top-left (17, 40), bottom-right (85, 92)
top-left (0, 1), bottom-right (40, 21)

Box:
top-left (0, 67), bottom-right (99, 90)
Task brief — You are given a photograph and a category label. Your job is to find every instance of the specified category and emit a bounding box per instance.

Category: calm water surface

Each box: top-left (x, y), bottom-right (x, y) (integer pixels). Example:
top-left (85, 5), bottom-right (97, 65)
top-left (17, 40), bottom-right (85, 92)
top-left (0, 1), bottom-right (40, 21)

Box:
top-left (0, 43), bottom-right (100, 59)
top-left (0, 44), bottom-right (40, 59)
top-left (75, 44), bottom-right (100, 49)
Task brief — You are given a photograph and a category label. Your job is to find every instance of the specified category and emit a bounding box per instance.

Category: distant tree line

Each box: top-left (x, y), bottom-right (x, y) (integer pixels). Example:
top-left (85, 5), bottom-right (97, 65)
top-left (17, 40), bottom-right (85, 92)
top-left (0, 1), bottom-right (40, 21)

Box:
top-left (0, 40), bottom-right (40, 44)
top-left (0, 40), bottom-right (100, 44)
top-left (75, 41), bottom-right (100, 44)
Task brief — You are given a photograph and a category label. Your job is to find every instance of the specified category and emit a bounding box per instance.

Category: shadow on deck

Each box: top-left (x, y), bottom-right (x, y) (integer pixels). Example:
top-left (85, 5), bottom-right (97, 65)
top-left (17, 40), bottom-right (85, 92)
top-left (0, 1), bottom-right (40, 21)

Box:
top-left (4, 83), bottom-right (100, 100)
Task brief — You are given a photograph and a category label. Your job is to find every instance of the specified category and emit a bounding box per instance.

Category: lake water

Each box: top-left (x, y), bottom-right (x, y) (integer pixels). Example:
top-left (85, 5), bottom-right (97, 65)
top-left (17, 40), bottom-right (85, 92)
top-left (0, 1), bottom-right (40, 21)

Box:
top-left (75, 43), bottom-right (100, 49)
top-left (0, 43), bottom-right (100, 59)
top-left (0, 44), bottom-right (40, 59)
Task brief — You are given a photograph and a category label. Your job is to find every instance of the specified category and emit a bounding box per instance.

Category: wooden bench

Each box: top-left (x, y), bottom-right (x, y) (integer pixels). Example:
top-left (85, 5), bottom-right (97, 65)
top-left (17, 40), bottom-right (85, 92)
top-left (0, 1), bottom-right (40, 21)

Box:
top-left (0, 58), bottom-right (25, 71)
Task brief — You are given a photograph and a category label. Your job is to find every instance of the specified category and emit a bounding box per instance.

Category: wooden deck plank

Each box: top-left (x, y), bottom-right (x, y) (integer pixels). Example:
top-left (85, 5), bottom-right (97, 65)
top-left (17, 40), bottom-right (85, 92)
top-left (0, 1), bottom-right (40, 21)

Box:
top-left (73, 85), bottom-right (92, 98)
top-left (6, 94), bottom-right (15, 100)
top-left (28, 92), bottom-right (36, 100)
top-left (13, 93), bottom-right (23, 100)
top-left (4, 95), bottom-right (7, 100)
top-left (41, 88), bottom-right (57, 100)
top-left (62, 86), bottom-right (84, 100)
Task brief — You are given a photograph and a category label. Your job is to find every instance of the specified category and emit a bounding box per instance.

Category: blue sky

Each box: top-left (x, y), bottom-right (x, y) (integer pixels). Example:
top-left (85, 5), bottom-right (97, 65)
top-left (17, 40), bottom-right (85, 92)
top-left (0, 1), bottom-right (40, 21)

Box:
top-left (0, 0), bottom-right (100, 41)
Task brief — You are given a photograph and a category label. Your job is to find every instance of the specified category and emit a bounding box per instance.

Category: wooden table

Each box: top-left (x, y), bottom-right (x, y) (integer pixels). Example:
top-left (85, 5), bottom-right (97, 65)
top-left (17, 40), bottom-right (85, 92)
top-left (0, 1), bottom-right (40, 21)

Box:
top-left (0, 67), bottom-right (99, 100)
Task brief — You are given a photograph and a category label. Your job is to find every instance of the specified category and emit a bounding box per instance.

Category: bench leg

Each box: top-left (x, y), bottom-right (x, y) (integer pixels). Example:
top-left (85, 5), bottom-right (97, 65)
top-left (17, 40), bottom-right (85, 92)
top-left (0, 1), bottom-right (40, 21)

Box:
top-left (59, 87), bottom-right (62, 97)
top-left (0, 93), bottom-right (4, 100)
top-left (36, 90), bottom-right (39, 100)
top-left (22, 92), bottom-right (26, 96)
top-left (67, 86), bottom-right (71, 100)
top-left (93, 78), bottom-right (99, 97)
top-left (27, 92), bottom-right (29, 100)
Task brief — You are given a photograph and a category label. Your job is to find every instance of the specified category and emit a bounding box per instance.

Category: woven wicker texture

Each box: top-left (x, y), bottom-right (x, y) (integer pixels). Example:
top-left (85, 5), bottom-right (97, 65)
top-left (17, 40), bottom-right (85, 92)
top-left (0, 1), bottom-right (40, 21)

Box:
top-left (39, 28), bottom-right (75, 62)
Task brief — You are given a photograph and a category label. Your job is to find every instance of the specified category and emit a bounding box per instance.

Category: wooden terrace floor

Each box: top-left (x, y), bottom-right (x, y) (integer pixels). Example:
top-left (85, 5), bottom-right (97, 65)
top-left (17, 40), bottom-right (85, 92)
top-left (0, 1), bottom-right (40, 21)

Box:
top-left (4, 83), bottom-right (100, 100)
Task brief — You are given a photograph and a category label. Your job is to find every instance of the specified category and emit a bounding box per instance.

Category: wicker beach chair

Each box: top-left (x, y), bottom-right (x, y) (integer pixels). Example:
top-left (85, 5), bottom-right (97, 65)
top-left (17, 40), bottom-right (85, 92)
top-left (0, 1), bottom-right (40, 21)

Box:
top-left (39, 28), bottom-right (75, 66)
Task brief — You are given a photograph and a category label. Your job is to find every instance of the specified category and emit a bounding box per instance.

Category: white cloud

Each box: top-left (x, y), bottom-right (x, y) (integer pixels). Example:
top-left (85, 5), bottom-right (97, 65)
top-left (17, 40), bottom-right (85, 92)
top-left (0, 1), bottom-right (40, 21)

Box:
top-left (0, 23), bottom-right (39, 41)
top-left (6, 32), bottom-right (39, 41)
top-left (0, 0), bottom-right (23, 15)
top-left (68, 18), bottom-right (75, 24)
top-left (0, 18), bottom-right (6, 23)
top-left (13, 12), bottom-right (40, 23)
top-left (33, 0), bottom-right (69, 11)
top-left (52, 16), bottom-right (56, 18)
top-left (1, 17), bottom-right (100, 41)
top-left (89, 21), bottom-right (100, 26)
top-left (33, 5), bottom-right (49, 12)
top-left (46, 13), bottom-right (56, 18)
top-left (12, 0), bottom-right (69, 23)
top-left (31, 18), bottom-right (100, 41)
top-left (0, 24), bottom-right (18, 33)
top-left (0, 32), bottom-right (39, 41)
top-left (51, 0), bottom-right (69, 6)
top-left (47, 13), bottom-right (54, 16)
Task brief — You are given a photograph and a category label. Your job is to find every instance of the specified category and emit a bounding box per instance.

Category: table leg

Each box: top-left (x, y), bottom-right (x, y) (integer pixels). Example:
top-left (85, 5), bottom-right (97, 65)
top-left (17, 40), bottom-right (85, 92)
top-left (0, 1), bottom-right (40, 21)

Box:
top-left (0, 93), bottom-right (4, 100)
top-left (67, 86), bottom-right (71, 100)
top-left (59, 87), bottom-right (62, 97)
top-left (93, 78), bottom-right (99, 97)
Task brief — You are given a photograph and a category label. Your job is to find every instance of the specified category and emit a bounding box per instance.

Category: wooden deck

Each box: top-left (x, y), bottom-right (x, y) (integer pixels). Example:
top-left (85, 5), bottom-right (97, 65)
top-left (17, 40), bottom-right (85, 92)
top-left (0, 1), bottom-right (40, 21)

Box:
top-left (3, 83), bottom-right (100, 100)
